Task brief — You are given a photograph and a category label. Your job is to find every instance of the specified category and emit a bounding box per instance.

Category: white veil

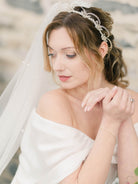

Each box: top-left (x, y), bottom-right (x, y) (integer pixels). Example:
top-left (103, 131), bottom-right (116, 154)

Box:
top-left (0, 0), bottom-right (92, 176)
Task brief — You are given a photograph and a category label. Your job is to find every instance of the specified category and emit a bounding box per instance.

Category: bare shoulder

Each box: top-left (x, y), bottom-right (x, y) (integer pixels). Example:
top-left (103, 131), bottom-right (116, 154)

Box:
top-left (36, 88), bottom-right (73, 127)
top-left (36, 91), bottom-right (80, 183)
top-left (126, 88), bottom-right (138, 123)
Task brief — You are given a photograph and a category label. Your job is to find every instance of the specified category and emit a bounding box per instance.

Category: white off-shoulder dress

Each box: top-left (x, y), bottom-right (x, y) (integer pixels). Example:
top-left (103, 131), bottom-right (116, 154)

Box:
top-left (11, 109), bottom-right (138, 184)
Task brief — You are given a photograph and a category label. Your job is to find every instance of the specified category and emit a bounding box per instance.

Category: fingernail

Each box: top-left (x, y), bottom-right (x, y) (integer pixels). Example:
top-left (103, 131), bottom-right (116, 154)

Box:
top-left (112, 86), bottom-right (117, 90)
top-left (87, 107), bottom-right (90, 111)
top-left (84, 106), bottom-right (87, 112)
top-left (81, 102), bottom-right (84, 107)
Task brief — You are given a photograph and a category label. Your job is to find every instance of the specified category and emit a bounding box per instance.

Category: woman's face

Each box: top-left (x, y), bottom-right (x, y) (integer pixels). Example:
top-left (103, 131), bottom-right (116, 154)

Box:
top-left (48, 27), bottom-right (90, 90)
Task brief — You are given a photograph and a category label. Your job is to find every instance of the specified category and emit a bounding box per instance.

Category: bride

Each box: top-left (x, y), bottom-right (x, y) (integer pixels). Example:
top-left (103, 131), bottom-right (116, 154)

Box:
top-left (0, 1), bottom-right (138, 184)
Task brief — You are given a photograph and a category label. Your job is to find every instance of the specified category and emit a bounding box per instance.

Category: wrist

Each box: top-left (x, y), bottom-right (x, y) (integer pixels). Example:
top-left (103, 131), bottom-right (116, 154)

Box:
top-left (99, 127), bottom-right (117, 142)
top-left (120, 117), bottom-right (132, 128)
top-left (118, 118), bottom-right (133, 136)
top-left (100, 115), bottom-right (121, 136)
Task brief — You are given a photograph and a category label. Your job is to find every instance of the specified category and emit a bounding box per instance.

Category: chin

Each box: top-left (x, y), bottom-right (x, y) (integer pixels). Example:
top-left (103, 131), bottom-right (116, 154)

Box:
top-left (59, 81), bottom-right (88, 90)
top-left (59, 84), bottom-right (75, 90)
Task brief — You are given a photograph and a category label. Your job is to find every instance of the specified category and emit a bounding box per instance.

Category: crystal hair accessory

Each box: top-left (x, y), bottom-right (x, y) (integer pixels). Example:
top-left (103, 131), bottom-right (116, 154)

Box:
top-left (72, 7), bottom-right (112, 49)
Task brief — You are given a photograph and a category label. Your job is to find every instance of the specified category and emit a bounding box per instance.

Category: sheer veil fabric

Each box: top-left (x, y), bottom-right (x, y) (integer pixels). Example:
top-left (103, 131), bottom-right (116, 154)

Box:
top-left (0, 0), bottom-right (93, 175)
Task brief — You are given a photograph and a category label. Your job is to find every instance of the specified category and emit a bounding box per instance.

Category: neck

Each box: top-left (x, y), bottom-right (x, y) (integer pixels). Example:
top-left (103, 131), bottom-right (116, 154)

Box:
top-left (64, 76), bottom-right (114, 102)
top-left (64, 84), bottom-right (89, 102)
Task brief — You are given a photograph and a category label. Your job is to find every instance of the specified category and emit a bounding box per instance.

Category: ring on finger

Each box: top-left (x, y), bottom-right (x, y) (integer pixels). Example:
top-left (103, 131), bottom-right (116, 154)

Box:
top-left (130, 97), bottom-right (134, 103)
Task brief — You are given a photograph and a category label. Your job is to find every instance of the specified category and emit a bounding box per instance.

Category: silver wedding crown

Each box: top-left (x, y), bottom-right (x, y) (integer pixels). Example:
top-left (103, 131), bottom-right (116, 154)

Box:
top-left (72, 7), bottom-right (112, 49)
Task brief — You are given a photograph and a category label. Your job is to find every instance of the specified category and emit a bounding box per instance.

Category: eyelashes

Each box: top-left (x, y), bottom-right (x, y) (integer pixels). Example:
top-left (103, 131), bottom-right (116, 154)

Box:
top-left (48, 53), bottom-right (76, 59)
top-left (66, 54), bottom-right (76, 58)
top-left (48, 53), bottom-right (55, 57)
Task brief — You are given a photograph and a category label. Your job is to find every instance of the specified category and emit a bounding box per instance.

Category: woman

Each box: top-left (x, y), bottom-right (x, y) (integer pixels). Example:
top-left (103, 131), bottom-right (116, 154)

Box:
top-left (0, 1), bottom-right (138, 184)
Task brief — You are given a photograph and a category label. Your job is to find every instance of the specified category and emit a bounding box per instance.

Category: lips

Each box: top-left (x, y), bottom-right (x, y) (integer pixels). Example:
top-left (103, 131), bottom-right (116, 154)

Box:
top-left (58, 75), bottom-right (71, 82)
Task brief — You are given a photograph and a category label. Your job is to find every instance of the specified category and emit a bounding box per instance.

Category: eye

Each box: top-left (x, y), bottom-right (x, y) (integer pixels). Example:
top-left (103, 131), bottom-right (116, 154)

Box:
top-left (66, 53), bottom-right (76, 58)
top-left (48, 53), bottom-right (55, 58)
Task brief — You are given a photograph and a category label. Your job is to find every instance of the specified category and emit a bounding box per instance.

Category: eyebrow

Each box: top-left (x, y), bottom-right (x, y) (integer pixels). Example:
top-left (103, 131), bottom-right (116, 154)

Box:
top-left (47, 45), bottom-right (75, 51)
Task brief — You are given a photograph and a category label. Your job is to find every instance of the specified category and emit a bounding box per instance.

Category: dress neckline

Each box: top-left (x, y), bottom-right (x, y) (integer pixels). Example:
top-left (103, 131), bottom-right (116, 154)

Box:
top-left (32, 109), bottom-right (138, 142)
top-left (32, 109), bottom-right (95, 142)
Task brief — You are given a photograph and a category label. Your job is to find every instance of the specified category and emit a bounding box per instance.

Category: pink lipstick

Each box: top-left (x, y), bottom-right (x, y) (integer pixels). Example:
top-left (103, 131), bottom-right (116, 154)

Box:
top-left (59, 75), bottom-right (71, 82)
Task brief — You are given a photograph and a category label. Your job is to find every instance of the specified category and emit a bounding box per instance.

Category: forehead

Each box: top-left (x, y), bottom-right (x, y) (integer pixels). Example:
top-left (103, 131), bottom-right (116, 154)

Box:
top-left (48, 27), bottom-right (75, 50)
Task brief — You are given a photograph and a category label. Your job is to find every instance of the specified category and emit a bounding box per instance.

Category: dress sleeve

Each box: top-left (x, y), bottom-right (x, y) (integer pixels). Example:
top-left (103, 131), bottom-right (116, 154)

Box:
top-left (18, 110), bottom-right (130, 184)
top-left (23, 111), bottom-right (93, 184)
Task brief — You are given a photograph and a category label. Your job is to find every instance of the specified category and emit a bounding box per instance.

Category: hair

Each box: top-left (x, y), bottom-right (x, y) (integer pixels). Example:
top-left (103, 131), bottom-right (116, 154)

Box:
top-left (43, 6), bottom-right (129, 88)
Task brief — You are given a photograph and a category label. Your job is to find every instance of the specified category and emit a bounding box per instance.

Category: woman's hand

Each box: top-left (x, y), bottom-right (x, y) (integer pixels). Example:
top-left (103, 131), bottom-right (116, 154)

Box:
top-left (81, 87), bottom-right (112, 111)
top-left (102, 87), bottom-right (135, 123)
top-left (82, 86), bottom-right (135, 125)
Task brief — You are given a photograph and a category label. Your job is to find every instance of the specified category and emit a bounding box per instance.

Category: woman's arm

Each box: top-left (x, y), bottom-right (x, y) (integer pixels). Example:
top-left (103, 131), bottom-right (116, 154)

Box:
top-left (118, 118), bottom-right (138, 184)
top-left (75, 87), bottom-right (134, 184)
top-left (76, 116), bottom-right (119, 184)
top-left (60, 119), bottom-right (119, 184)
top-left (38, 87), bottom-right (133, 184)
top-left (37, 89), bottom-right (119, 184)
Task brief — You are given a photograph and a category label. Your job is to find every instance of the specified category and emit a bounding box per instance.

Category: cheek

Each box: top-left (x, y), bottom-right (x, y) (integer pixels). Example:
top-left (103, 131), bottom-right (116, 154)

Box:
top-left (76, 63), bottom-right (90, 80)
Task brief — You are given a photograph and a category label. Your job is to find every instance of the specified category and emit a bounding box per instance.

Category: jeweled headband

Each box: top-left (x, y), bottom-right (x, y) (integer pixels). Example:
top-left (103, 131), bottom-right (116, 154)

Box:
top-left (72, 7), bottom-right (112, 49)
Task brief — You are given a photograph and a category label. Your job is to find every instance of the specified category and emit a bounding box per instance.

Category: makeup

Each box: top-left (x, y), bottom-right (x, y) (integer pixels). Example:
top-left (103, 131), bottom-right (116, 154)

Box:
top-left (59, 75), bottom-right (71, 82)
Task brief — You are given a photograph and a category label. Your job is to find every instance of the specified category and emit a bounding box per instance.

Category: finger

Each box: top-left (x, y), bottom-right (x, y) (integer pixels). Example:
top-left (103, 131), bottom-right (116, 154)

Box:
top-left (81, 91), bottom-right (93, 108)
top-left (103, 86), bottom-right (118, 104)
top-left (131, 98), bottom-right (135, 115)
top-left (110, 87), bottom-right (123, 104)
top-left (85, 90), bottom-right (110, 111)
top-left (128, 96), bottom-right (135, 115)
top-left (120, 89), bottom-right (129, 110)
top-left (81, 88), bottom-right (109, 108)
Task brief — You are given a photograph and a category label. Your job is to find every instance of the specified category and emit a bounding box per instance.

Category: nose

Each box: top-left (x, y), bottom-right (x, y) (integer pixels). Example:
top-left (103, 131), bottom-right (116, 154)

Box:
top-left (52, 55), bottom-right (65, 71)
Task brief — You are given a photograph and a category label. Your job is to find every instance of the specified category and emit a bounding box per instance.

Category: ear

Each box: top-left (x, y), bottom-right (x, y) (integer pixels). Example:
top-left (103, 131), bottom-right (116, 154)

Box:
top-left (98, 41), bottom-right (108, 58)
